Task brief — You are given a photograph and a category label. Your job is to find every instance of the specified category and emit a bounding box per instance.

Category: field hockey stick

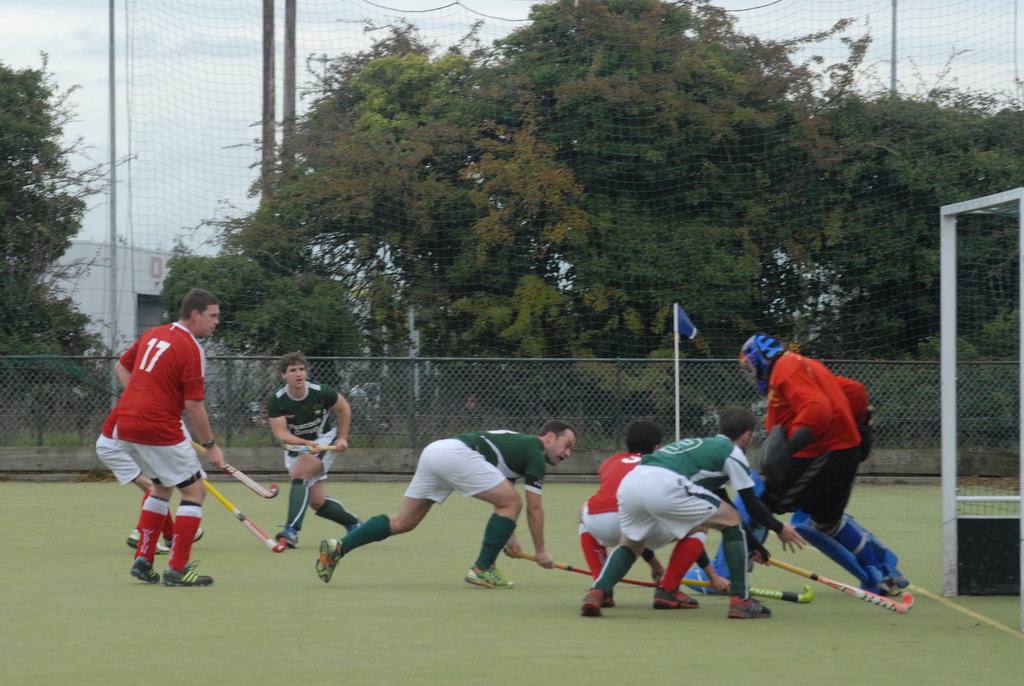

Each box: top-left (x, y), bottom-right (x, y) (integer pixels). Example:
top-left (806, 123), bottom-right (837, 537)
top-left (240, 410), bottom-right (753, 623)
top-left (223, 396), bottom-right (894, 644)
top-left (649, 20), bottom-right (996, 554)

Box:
top-left (769, 558), bottom-right (913, 613)
top-left (222, 463), bottom-right (279, 498)
top-left (513, 551), bottom-right (812, 602)
top-left (203, 479), bottom-right (286, 553)
top-left (190, 440), bottom-right (279, 498)
top-left (283, 443), bottom-right (338, 453)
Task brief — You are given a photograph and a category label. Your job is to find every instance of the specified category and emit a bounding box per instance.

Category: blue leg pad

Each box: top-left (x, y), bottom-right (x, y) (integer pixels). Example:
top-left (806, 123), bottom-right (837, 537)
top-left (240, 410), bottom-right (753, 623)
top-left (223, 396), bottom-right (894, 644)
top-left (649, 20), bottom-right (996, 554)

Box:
top-left (792, 510), bottom-right (908, 594)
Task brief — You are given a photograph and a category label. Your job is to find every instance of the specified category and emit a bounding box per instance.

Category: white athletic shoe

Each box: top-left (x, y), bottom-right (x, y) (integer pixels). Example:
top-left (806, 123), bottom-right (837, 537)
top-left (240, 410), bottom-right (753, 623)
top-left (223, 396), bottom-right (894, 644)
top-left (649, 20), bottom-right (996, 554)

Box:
top-left (126, 529), bottom-right (171, 554)
top-left (126, 529), bottom-right (140, 549)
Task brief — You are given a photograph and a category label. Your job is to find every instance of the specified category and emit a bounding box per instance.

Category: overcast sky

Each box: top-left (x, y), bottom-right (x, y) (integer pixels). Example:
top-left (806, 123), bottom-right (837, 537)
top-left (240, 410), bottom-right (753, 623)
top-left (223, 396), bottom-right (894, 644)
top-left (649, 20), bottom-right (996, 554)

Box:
top-left (0, 1), bottom-right (549, 245)
top-left (2, 1), bottom-right (1018, 247)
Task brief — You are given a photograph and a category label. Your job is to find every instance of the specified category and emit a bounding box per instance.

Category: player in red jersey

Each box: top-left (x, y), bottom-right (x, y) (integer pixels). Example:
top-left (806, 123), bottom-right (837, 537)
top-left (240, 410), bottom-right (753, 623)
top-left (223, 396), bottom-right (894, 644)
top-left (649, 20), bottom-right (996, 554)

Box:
top-left (113, 287), bottom-right (224, 587)
top-left (579, 419), bottom-right (729, 609)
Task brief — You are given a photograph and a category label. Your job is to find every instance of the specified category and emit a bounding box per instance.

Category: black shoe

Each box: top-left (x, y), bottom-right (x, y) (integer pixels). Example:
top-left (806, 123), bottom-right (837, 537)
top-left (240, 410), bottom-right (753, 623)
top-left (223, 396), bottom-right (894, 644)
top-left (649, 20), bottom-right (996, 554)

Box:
top-left (162, 561), bottom-right (213, 587)
top-left (728, 596), bottom-right (772, 619)
top-left (130, 557), bottom-right (160, 584)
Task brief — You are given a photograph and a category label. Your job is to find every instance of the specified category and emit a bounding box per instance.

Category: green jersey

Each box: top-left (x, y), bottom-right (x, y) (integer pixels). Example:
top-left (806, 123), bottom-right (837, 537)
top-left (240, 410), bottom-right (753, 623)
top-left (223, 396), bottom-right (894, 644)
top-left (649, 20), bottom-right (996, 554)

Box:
top-left (454, 430), bottom-right (547, 494)
top-left (266, 382), bottom-right (339, 448)
top-left (640, 435), bottom-right (756, 493)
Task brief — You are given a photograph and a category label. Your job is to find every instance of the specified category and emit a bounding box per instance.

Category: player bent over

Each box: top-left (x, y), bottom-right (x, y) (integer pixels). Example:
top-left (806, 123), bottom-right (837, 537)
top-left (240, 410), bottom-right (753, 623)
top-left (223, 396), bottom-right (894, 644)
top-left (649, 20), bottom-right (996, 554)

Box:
top-left (315, 422), bottom-right (576, 588)
top-left (579, 419), bottom-right (729, 609)
top-left (580, 407), bottom-right (804, 619)
top-left (739, 333), bottom-right (908, 595)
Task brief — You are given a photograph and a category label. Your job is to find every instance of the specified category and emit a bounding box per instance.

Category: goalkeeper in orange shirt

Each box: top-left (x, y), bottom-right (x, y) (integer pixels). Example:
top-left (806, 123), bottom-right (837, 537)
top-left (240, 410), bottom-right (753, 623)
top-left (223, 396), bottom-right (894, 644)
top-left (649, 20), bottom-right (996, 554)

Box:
top-left (739, 333), bottom-right (908, 595)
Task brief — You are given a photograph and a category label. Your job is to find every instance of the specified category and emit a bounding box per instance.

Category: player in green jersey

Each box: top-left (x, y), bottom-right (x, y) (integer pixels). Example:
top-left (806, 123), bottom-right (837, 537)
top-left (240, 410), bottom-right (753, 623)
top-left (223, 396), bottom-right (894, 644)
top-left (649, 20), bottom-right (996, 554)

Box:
top-left (315, 421), bottom-right (577, 588)
top-left (580, 407), bottom-right (804, 619)
top-left (267, 352), bottom-right (362, 549)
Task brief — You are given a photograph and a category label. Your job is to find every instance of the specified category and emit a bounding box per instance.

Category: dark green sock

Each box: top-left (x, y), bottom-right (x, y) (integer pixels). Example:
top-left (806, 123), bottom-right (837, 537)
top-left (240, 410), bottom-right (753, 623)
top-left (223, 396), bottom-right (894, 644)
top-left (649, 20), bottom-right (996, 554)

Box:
top-left (473, 513), bottom-right (517, 570)
top-left (314, 497), bottom-right (361, 527)
top-left (594, 546), bottom-right (637, 595)
top-left (722, 525), bottom-right (749, 599)
top-left (286, 479), bottom-right (309, 529)
top-left (339, 513), bottom-right (392, 555)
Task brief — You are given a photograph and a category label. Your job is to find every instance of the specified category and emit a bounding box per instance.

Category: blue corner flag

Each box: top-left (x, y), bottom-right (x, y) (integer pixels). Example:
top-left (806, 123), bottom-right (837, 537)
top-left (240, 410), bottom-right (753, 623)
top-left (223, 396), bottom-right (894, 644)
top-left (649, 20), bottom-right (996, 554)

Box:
top-left (674, 304), bottom-right (697, 339)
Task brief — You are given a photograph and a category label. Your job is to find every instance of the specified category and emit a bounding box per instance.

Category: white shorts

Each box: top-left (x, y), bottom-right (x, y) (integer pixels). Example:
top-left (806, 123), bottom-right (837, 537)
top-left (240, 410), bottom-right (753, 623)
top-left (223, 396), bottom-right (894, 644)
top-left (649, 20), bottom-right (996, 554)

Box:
top-left (120, 437), bottom-right (207, 488)
top-left (580, 507), bottom-right (622, 547)
top-left (284, 428), bottom-right (337, 484)
top-left (404, 438), bottom-right (506, 504)
top-left (95, 433), bottom-right (143, 485)
top-left (616, 465), bottom-right (721, 550)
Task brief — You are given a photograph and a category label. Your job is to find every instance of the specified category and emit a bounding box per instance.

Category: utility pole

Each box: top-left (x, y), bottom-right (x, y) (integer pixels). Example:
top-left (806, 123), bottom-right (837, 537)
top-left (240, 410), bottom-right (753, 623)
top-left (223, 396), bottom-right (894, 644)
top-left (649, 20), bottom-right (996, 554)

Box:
top-left (108, 0), bottom-right (119, 400)
top-left (261, 0), bottom-right (275, 200)
top-left (282, 0), bottom-right (296, 170)
top-left (890, 0), bottom-right (897, 93)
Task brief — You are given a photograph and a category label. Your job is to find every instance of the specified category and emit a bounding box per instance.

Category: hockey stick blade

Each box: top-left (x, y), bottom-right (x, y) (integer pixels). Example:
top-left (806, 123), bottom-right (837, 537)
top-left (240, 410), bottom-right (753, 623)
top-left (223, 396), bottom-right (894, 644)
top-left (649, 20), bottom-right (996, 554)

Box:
top-left (190, 439), bottom-right (279, 499)
top-left (204, 480), bottom-right (286, 553)
top-left (514, 551), bottom-right (811, 602)
top-left (769, 558), bottom-right (913, 613)
top-left (223, 463), bottom-right (279, 498)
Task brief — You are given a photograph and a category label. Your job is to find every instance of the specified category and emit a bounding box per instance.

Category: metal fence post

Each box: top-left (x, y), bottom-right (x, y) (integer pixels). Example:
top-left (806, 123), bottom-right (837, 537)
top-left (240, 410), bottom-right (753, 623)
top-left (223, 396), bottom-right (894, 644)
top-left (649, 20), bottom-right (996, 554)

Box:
top-left (615, 358), bottom-right (623, 450)
top-left (224, 357), bottom-right (234, 446)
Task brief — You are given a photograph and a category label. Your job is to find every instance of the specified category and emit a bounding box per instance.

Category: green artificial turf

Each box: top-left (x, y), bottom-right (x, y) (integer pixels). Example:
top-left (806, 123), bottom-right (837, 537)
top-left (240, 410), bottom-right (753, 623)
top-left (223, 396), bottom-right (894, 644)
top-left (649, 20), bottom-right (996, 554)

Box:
top-left (1, 481), bottom-right (1022, 685)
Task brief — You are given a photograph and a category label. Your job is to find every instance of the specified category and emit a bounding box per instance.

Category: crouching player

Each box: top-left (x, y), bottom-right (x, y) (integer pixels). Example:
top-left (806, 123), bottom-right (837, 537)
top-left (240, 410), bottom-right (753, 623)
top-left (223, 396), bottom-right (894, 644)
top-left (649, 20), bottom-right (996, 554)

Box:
top-left (580, 407), bottom-right (805, 619)
top-left (579, 419), bottom-right (729, 609)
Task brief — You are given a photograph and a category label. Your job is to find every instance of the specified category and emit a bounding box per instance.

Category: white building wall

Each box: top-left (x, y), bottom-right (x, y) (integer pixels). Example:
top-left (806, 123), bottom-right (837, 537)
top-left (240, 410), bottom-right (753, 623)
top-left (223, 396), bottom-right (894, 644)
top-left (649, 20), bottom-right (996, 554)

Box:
top-left (57, 240), bottom-right (170, 353)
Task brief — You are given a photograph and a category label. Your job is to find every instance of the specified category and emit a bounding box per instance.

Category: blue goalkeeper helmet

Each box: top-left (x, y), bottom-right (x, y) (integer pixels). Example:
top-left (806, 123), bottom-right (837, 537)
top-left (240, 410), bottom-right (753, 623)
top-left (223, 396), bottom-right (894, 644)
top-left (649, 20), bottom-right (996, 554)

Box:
top-left (739, 334), bottom-right (784, 395)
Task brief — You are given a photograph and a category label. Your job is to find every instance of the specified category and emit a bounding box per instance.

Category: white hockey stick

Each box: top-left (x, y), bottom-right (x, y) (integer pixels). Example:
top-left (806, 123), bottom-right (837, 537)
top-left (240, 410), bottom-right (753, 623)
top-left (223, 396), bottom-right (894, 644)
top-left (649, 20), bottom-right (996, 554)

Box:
top-left (770, 558), bottom-right (913, 613)
top-left (191, 439), bottom-right (279, 498)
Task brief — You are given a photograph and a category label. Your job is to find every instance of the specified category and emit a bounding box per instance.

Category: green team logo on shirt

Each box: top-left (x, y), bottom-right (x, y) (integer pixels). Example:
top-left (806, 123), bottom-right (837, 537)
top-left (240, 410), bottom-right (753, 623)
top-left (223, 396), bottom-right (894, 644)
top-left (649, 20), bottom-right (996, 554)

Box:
top-left (658, 438), bottom-right (705, 454)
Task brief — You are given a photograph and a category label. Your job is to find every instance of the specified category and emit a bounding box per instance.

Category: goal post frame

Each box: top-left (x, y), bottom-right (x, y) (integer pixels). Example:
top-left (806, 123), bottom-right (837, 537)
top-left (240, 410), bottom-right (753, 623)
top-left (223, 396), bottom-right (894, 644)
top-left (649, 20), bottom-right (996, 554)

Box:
top-left (939, 187), bottom-right (1024, 632)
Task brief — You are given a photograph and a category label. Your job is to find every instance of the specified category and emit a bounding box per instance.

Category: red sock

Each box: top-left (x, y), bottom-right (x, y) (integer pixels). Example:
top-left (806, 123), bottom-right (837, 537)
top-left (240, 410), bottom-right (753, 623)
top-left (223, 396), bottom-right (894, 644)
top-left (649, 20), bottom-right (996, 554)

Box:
top-left (579, 531), bottom-right (607, 579)
top-left (135, 489), bottom-right (153, 532)
top-left (169, 503), bottom-right (202, 572)
top-left (136, 496), bottom-right (169, 562)
top-left (660, 536), bottom-right (704, 592)
top-left (162, 511), bottom-right (175, 542)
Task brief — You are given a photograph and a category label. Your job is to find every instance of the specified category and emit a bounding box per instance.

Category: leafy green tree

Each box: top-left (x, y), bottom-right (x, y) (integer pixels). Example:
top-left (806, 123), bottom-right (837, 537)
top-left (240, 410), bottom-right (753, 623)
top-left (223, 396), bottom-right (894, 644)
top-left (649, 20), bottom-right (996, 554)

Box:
top-left (487, 0), bottom-right (844, 356)
top-left (0, 59), bottom-right (99, 354)
top-left (779, 91), bottom-right (1024, 358)
top-left (210, 0), bottom-right (1024, 361)
top-left (223, 25), bottom-right (487, 356)
top-left (162, 251), bottom-right (362, 356)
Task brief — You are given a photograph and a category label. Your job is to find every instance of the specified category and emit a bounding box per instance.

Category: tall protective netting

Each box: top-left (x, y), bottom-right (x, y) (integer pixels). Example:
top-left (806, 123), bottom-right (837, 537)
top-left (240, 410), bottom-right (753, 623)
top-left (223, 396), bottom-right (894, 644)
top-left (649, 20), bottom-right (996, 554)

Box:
top-left (122, 1), bottom-right (1024, 464)
top-left (124, 0), bottom-right (1023, 360)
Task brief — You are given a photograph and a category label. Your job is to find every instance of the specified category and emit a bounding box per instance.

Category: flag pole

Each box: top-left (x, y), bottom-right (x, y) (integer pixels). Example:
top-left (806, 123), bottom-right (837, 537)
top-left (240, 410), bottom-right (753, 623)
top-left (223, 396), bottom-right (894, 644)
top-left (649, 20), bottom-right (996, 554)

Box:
top-left (674, 302), bottom-right (680, 441)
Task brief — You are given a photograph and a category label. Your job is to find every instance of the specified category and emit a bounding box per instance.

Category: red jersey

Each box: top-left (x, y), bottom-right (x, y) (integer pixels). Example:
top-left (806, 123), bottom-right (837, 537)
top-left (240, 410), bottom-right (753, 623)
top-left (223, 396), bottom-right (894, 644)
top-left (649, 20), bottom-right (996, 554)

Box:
top-left (586, 452), bottom-right (644, 514)
top-left (765, 352), bottom-right (860, 457)
top-left (100, 407), bottom-right (117, 439)
top-left (114, 322), bottom-right (206, 446)
top-left (836, 375), bottom-right (870, 424)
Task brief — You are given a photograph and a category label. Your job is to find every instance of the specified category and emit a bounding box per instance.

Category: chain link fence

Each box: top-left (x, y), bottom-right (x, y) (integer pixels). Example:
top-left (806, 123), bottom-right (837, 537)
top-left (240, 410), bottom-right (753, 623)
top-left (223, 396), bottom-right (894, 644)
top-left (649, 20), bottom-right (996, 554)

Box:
top-left (0, 355), bottom-right (984, 456)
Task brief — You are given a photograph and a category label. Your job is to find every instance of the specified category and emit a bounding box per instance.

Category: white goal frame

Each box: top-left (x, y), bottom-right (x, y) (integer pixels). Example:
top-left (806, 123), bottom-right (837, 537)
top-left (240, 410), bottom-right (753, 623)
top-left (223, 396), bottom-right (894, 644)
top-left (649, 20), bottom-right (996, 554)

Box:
top-left (940, 187), bottom-right (1024, 632)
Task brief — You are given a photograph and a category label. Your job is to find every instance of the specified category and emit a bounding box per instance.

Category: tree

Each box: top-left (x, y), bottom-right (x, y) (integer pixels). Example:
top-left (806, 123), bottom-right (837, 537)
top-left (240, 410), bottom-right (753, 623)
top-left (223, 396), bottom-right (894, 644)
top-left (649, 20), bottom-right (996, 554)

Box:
top-left (487, 0), bottom-right (843, 356)
top-left (223, 24), bottom-right (489, 356)
top-left (0, 58), bottom-right (100, 354)
top-left (162, 251), bottom-right (363, 356)
top-left (210, 0), bottom-right (1024, 361)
